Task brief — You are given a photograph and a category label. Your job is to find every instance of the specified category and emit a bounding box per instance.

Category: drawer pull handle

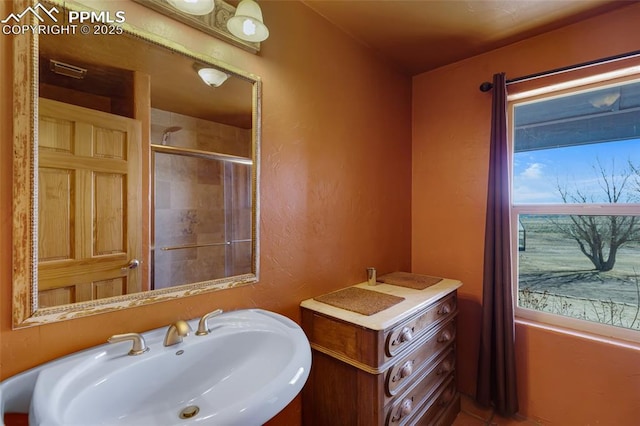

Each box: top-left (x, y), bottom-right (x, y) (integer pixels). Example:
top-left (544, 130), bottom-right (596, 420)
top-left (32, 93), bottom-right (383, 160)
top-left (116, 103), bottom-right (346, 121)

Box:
top-left (437, 360), bottom-right (452, 375)
top-left (437, 330), bottom-right (452, 343)
top-left (391, 361), bottom-right (413, 383)
top-left (400, 327), bottom-right (413, 343)
top-left (391, 327), bottom-right (414, 347)
top-left (391, 361), bottom-right (414, 383)
top-left (400, 361), bottom-right (413, 378)
top-left (439, 387), bottom-right (455, 406)
top-left (392, 397), bottom-right (413, 422)
top-left (438, 303), bottom-right (451, 315)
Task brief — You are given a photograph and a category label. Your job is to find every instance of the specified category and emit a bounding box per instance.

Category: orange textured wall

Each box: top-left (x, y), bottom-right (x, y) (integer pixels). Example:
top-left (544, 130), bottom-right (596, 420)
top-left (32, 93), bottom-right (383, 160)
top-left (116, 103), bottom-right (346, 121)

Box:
top-left (0, 1), bottom-right (412, 424)
top-left (412, 3), bottom-right (640, 424)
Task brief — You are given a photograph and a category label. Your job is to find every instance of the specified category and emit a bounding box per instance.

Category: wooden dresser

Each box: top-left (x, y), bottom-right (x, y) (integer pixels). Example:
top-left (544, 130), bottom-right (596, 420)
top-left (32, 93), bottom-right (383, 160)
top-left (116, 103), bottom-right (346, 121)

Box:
top-left (300, 277), bottom-right (462, 426)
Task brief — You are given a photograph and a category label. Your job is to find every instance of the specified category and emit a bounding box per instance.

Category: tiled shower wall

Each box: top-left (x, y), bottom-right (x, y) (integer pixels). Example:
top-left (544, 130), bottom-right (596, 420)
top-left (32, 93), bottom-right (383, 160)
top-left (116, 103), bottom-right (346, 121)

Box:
top-left (150, 108), bottom-right (252, 289)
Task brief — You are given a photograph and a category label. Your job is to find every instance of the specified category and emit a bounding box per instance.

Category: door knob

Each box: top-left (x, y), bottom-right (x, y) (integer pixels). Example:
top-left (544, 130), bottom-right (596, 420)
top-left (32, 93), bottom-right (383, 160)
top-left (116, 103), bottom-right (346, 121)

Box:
top-left (122, 259), bottom-right (140, 272)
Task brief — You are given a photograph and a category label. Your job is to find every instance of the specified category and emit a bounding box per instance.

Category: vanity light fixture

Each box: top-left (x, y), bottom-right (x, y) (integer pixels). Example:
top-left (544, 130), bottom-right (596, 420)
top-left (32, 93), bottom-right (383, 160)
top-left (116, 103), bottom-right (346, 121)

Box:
top-left (194, 64), bottom-right (229, 87)
top-left (166, 0), bottom-right (215, 16)
top-left (227, 0), bottom-right (269, 42)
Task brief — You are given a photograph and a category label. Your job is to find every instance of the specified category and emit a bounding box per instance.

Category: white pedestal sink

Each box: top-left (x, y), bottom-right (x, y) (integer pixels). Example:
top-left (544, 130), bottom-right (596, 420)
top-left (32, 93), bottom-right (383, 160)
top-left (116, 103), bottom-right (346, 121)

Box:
top-left (2, 309), bottom-right (311, 426)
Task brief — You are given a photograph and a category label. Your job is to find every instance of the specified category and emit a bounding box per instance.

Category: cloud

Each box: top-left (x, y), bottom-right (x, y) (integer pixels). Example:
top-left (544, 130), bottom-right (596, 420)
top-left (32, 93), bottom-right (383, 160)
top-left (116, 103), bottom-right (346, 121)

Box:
top-left (521, 163), bottom-right (544, 179)
top-left (512, 184), bottom-right (560, 203)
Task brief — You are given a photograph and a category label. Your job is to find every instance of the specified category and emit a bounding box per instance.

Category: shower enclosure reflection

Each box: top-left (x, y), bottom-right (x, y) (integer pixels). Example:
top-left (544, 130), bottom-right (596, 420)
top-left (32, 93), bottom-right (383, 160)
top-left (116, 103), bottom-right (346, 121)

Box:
top-left (150, 109), bottom-right (253, 289)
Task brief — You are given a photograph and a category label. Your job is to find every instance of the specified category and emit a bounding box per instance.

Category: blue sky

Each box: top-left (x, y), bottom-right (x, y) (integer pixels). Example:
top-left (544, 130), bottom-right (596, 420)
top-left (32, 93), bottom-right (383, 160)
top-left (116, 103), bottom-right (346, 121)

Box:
top-left (512, 138), bottom-right (640, 204)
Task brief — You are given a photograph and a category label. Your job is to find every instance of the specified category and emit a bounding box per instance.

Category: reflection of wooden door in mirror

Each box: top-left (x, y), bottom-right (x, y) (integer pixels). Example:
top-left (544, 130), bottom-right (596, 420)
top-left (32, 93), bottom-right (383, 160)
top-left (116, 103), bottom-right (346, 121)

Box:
top-left (37, 98), bottom-right (142, 308)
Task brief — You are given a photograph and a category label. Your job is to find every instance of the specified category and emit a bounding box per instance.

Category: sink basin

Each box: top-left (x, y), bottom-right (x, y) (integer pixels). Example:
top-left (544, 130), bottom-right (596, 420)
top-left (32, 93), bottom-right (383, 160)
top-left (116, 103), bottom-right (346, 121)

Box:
top-left (26, 309), bottom-right (311, 425)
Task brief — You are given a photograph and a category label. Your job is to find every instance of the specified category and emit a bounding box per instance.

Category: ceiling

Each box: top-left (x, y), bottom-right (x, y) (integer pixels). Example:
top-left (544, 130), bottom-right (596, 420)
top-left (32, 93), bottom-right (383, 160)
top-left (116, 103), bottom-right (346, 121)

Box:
top-left (302, 0), bottom-right (632, 76)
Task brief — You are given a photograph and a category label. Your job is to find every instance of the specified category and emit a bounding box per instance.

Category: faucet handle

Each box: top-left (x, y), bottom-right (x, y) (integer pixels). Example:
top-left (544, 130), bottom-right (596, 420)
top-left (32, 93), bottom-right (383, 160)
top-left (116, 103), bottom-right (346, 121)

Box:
top-left (108, 333), bottom-right (150, 356)
top-left (196, 309), bottom-right (224, 336)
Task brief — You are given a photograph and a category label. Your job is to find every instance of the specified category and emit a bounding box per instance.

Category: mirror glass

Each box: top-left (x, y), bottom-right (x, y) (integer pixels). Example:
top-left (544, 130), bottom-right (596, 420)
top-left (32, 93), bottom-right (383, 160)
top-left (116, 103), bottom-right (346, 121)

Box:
top-left (12, 0), bottom-right (260, 326)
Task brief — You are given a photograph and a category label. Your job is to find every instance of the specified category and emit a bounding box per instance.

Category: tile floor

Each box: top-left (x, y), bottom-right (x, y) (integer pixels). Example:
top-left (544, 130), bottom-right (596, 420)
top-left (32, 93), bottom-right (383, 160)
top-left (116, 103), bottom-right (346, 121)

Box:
top-left (452, 394), bottom-right (541, 426)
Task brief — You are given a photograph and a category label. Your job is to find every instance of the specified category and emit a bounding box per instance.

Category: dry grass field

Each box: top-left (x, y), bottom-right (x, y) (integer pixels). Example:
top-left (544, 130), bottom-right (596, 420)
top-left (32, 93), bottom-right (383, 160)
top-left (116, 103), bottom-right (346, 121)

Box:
top-left (517, 215), bottom-right (640, 329)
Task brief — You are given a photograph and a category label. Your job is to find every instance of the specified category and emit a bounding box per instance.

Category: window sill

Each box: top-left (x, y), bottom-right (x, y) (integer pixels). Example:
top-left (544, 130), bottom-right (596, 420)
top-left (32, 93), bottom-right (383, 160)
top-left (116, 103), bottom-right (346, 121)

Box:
top-left (515, 316), bottom-right (640, 351)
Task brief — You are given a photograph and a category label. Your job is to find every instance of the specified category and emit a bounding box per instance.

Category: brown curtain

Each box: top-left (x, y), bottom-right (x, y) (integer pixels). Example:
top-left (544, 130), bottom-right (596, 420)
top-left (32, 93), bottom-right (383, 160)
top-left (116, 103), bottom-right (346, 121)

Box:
top-left (476, 72), bottom-right (519, 416)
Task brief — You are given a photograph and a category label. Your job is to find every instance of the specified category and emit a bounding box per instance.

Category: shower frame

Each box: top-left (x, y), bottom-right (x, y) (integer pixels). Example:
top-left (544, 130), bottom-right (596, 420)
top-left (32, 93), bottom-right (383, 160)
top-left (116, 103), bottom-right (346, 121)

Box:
top-left (150, 144), bottom-right (253, 290)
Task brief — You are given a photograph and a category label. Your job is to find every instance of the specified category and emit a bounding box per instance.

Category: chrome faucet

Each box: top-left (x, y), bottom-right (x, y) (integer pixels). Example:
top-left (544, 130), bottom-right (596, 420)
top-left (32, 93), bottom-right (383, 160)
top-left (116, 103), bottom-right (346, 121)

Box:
top-left (163, 320), bottom-right (192, 346)
top-left (196, 309), bottom-right (224, 336)
top-left (108, 333), bottom-right (149, 356)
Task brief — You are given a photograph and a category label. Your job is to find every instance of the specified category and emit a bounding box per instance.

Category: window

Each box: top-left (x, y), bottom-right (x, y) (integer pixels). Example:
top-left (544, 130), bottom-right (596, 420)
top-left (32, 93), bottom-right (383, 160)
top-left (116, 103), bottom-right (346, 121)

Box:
top-left (510, 74), bottom-right (640, 342)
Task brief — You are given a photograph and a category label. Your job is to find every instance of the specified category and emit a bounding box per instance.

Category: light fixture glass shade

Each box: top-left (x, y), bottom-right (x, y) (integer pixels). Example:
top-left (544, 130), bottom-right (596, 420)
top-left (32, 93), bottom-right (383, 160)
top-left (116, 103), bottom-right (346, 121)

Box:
top-left (197, 67), bottom-right (229, 87)
top-left (166, 0), bottom-right (215, 16)
top-left (227, 0), bottom-right (269, 42)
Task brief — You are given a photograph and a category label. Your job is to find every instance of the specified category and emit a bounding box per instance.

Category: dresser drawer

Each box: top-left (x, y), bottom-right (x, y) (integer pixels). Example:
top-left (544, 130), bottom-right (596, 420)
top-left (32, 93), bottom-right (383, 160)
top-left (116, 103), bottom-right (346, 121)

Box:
top-left (413, 377), bottom-right (458, 426)
top-left (385, 369), bottom-right (455, 426)
top-left (385, 293), bottom-right (456, 358)
top-left (385, 321), bottom-right (456, 397)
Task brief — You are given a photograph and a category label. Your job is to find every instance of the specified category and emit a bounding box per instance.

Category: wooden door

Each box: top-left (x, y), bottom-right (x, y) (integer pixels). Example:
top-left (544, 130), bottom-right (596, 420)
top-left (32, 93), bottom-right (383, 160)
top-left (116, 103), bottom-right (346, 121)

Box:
top-left (37, 98), bottom-right (142, 307)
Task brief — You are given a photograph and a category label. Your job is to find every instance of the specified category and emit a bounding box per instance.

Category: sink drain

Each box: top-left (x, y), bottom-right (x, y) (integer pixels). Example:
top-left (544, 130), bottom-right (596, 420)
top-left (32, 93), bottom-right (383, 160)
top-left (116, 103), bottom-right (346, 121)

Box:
top-left (179, 405), bottom-right (200, 419)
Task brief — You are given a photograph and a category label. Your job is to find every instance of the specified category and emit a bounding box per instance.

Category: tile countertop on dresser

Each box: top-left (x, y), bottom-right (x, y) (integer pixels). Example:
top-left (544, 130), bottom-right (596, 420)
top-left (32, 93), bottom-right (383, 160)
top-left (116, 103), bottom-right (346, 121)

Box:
top-left (300, 277), bottom-right (463, 331)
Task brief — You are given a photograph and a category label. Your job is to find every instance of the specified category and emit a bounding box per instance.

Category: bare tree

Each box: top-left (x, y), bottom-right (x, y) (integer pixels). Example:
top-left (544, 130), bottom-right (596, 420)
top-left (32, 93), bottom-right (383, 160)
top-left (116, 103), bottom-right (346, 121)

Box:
top-left (631, 160), bottom-right (640, 198)
top-left (553, 159), bottom-right (640, 272)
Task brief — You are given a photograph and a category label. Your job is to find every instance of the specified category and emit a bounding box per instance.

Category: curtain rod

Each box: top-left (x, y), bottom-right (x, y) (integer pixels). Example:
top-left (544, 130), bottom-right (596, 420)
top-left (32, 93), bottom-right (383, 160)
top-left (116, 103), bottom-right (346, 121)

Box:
top-left (478, 49), bottom-right (640, 92)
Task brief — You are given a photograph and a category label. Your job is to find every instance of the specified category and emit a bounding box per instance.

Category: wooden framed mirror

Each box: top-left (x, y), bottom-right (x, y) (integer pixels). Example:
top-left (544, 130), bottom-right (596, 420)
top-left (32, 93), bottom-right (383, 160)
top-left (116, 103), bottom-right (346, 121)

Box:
top-left (11, 0), bottom-right (261, 328)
